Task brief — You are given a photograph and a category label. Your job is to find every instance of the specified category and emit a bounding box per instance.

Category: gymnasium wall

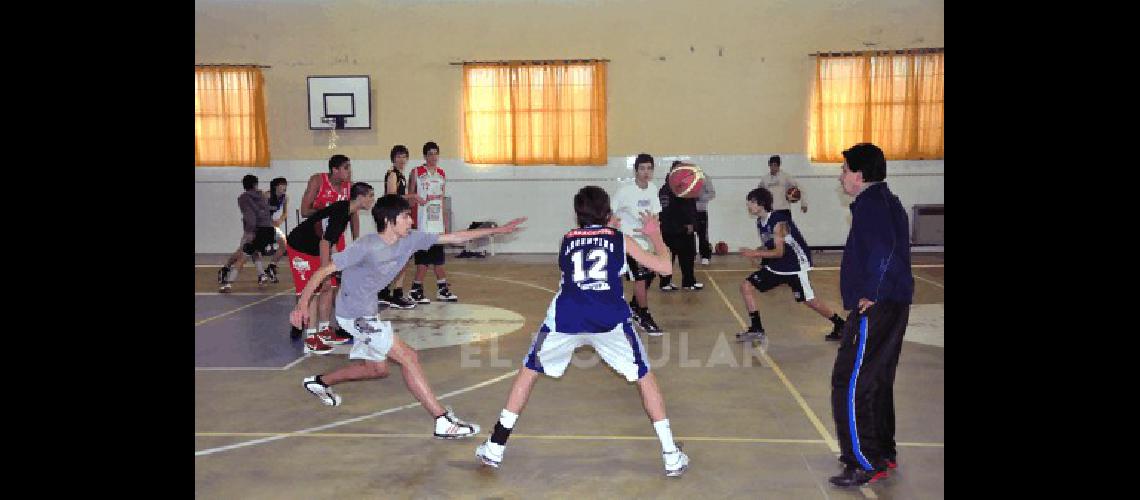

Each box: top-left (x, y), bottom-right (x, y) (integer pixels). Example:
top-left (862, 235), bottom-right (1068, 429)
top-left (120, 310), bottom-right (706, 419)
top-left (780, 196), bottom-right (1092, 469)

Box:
top-left (195, 0), bottom-right (944, 253)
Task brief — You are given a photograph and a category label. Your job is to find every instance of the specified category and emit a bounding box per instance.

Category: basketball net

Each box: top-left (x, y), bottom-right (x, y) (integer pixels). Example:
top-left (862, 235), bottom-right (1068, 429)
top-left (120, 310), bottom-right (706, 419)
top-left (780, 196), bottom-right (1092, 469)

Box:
top-left (322, 117), bottom-right (339, 150)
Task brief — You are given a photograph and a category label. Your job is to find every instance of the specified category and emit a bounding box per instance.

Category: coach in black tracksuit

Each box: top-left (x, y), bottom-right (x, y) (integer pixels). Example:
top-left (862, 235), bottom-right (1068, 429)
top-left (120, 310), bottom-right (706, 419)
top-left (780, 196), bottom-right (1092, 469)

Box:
top-left (829, 143), bottom-right (915, 488)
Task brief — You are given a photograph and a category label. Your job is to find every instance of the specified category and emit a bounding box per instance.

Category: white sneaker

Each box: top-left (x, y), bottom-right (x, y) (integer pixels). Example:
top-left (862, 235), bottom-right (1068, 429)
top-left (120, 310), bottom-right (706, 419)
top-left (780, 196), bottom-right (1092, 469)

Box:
top-left (664, 448), bottom-right (689, 477)
top-left (475, 440), bottom-right (503, 468)
top-left (434, 407), bottom-right (480, 439)
top-left (302, 376), bottom-right (342, 406)
top-left (437, 287), bottom-right (459, 302)
top-left (700, 258), bottom-right (710, 265)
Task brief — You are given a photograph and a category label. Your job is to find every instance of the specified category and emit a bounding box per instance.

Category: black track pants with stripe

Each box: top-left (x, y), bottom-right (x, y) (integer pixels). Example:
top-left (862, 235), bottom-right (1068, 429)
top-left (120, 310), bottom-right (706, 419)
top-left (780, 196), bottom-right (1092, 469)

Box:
top-left (830, 301), bottom-right (909, 470)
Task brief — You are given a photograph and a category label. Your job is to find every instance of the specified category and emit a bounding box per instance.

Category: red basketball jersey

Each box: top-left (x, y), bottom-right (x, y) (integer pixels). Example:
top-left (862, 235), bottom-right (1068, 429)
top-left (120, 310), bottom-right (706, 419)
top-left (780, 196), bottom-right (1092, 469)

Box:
top-left (313, 172), bottom-right (350, 209)
top-left (312, 172), bottom-right (351, 252)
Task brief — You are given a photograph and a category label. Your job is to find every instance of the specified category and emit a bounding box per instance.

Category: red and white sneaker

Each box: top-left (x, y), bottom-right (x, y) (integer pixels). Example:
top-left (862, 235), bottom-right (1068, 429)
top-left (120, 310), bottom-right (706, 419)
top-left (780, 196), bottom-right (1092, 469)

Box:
top-left (317, 328), bottom-right (352, 345)
top-left (304, 335), bottom-right (333, 355)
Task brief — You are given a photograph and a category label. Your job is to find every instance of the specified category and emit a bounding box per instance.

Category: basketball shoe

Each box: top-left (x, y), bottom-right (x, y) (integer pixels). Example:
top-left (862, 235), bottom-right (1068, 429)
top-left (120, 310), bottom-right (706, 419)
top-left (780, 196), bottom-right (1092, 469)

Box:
top-left (302, 376), bottom-right (341, 406)
top-left (434, 407), bottom-right (480, 439)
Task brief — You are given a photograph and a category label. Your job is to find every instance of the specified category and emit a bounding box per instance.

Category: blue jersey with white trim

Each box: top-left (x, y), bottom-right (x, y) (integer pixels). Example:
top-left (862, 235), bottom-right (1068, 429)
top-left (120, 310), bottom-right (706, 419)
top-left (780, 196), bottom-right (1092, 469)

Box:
top-left (545, 225), bottom-right (631, 334)
top-left (758, 210), bottom-right (813, 274)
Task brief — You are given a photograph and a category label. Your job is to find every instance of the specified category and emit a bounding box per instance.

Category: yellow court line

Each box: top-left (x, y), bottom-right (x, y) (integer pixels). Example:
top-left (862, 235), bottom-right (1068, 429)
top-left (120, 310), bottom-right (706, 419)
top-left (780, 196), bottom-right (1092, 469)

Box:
top-left (194, 431), bottom-right (943, 448)
top-left (704, 271), bottom-right (840, 453)
top-left (195, 290), bottom-right (293, 327)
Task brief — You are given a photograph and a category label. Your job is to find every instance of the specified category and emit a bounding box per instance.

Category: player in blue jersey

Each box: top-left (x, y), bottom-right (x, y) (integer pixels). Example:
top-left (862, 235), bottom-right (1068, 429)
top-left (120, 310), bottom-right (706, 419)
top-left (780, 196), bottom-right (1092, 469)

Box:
top-left (736, 187), bottom-right (846, 344)
top-left (475, 186), bottom-right (690, 477)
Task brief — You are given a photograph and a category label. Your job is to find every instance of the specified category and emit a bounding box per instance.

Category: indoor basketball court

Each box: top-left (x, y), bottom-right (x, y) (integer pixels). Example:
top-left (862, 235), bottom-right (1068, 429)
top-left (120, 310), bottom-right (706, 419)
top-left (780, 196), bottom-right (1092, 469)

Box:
top-left (196, 0), bottom-right (943, 497)
top-left (195, 252), bottom-right (944, 498)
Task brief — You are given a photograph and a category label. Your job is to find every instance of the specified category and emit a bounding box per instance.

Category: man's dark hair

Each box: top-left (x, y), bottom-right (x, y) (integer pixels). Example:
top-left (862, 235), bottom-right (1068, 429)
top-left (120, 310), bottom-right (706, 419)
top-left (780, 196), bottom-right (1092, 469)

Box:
top-left (350, 181), bottom-right (374, 200)
top-left (634, 153), bottom-right (654, 170)
top-left (329, 154), bottom-right (351, 172)
top-left (746, 187), bottom-right (773, 212)
top-left (768, 155), bottom-right (781, 166)
top-left (242, 174), bottom-right (258, 190)
top-left (841, 143), bottom-right (887, 182)
top-left (372, 194), bottom-right (411, 232)
top-left (574, 186), bottom-right (612, 227)
top-left (390, 145), bottom-right (409, 162)
top-left (423, 141), bottom-right (440, 155)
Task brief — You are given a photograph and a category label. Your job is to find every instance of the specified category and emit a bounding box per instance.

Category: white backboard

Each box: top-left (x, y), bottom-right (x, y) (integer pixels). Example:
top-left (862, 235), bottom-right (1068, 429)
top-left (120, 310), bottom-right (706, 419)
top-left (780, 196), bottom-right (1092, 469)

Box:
top-left (307, 75), bottom-right (371, 129)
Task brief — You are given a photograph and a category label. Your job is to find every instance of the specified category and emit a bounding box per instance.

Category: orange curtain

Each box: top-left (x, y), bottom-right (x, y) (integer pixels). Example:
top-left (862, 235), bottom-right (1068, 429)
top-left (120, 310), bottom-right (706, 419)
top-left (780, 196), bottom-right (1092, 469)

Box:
top-left (195, 66), bottom-right (271, 167)
top-left (463, 61), bottom-right (607, 165)
top-left (809, 49), bottom-right (943, 162)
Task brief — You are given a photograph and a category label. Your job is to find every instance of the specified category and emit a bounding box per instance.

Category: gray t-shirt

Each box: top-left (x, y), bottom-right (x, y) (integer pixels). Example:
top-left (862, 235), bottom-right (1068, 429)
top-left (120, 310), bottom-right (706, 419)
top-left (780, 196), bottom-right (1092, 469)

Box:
top-left (332, 230), bottom-right (439, 318)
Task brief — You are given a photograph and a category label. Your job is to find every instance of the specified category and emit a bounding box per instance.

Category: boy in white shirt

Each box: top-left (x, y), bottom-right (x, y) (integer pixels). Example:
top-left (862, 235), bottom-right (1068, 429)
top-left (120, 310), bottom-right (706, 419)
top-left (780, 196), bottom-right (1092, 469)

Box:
top-left (611, 153), bottom-right (665, 335)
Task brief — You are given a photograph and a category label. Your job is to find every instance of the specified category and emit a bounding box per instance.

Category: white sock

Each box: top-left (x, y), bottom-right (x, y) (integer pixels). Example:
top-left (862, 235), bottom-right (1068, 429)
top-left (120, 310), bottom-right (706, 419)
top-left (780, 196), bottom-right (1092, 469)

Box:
top-left (499, 409), bottom-right (518, 429)
top-left (304, 328), bottom-right (317, 335)
top-left (653, 419), bottom-right (677, 453)
top-left (318, 321), bottom-right (330, 332)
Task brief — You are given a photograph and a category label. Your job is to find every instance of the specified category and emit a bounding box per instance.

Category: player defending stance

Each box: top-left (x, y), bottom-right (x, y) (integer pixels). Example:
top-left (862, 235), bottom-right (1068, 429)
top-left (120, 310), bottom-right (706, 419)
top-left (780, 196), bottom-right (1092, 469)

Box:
top-left (286, 182), bottom-right (374, 354)
top-left (736, 187), bottom-right (845, 344)
top-left (475, 186), bottom-right (690, 477)
top-left (612, 153), bottom-right (664, 335)
top-left (291, 194), bottom-right (527, 438)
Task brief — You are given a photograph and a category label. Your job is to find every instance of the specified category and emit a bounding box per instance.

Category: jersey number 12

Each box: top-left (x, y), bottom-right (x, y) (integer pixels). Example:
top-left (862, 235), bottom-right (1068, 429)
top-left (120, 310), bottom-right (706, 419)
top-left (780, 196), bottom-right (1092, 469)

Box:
top-left (570, 249), bottom-right (608, 283)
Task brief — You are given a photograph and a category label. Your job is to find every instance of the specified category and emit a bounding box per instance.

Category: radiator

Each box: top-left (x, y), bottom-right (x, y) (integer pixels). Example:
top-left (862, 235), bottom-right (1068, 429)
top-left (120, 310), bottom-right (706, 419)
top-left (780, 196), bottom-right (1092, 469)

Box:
top-left (912, 204), bottom-right (944, 245)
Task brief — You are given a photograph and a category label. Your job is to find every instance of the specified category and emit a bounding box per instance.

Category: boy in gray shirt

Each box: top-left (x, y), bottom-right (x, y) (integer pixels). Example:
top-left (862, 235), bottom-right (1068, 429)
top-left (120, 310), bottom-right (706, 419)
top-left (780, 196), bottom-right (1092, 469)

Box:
top-left (290, 194), bottom-right (526, 439)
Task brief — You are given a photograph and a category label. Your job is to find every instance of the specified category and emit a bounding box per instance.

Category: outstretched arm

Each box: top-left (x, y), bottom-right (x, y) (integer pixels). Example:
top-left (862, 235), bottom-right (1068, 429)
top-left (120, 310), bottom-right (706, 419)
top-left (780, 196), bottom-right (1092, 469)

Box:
top-left (436, 217), bottom-right (527, 245)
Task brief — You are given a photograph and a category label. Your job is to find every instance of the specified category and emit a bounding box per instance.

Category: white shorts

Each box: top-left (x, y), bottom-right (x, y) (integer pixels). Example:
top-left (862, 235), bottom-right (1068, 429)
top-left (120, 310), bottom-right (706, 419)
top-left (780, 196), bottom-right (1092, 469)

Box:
top-left (335, 316), bottom-right (394, 362)
top-left (522, 321), bottom-right (649, 382)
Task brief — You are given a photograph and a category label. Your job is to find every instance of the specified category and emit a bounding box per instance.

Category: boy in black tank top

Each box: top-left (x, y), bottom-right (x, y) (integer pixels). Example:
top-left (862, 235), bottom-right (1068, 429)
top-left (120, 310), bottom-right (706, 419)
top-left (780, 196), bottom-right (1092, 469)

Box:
top-left (376, 145), bottom-right (421, 309)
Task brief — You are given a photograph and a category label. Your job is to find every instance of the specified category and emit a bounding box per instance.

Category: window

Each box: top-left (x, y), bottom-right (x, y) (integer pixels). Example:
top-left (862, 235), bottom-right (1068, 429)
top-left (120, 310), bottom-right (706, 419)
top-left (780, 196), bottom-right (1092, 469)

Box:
top-left (809, 49), bottom-right (943, 162)
top-left (195, 66), bottom-right (271, 167)
top-left (462, 61), bottom-right (607, 165)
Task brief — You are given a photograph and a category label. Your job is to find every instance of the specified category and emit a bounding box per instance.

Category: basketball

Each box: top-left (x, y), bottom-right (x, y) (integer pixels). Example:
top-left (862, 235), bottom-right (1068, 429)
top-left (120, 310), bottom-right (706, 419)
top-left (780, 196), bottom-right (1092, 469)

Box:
top-left (715, 241), bottom-right (728, 255)
top-left (786, 186), bottom-right (802, 203)
top-left (668, 164), bottom-right (706, 198)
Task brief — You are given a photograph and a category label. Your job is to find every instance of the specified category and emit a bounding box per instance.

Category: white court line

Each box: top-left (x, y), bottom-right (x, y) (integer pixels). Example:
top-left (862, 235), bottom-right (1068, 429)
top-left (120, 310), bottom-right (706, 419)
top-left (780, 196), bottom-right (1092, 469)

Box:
top-left (449, 271), bottom-right (558, 294)
top-left (195, 290), bottom-right (293, 327)
top-left (704, 271), bottom-right (840, 453)
top-left (703, 264), bottom-right (944, 272)
top-left (194, 431), bottom-right (943, 447)
top-left (194, 370), bottom-right (517, 457)
top-left (912, 274), bottom-right (944, 289)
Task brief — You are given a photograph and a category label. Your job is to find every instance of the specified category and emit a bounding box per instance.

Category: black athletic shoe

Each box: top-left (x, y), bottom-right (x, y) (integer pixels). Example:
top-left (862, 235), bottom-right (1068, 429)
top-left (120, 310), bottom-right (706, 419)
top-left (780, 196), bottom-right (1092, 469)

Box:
top-left (410, 286), bottom-right (430, 304)
top-left (388, 294), bottom-right (417, 309)
top-left (682, 282), bottom-right (704, 291)
top-left (629, 299), bottom-right (641, 323)
top-left (377, 288), bottom-right (393, 307)
top-left (639, 310), bottom-right (664, 336)
top-left (265, 263), bottom-right (279, 283)
top-left (829, 464), bottom-right (889, 487)
top-left (289, 325), bottom-right (304, 340)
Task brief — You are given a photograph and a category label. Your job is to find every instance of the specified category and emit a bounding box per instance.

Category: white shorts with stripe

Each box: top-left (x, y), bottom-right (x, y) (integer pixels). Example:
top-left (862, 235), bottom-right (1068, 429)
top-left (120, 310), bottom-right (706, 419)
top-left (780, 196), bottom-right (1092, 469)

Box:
top-left (522, 321), bottom-right (650, 382)
top-left (335, 316), bottom-right (394, 362)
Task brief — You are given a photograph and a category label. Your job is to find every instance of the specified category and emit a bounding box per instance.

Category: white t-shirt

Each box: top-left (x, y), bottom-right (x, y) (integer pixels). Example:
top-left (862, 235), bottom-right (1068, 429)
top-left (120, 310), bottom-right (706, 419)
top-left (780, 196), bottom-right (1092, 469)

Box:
top-left (612, 181), bottom-right (662, 250)
top-left (759, 171), bottom-right (806, 211)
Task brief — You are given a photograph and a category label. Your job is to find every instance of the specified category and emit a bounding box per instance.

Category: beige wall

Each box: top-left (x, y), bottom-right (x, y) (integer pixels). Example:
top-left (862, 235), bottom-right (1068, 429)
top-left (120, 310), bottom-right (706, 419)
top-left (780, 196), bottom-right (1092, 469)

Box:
top-left (195, 0), bottom-right (944, 161)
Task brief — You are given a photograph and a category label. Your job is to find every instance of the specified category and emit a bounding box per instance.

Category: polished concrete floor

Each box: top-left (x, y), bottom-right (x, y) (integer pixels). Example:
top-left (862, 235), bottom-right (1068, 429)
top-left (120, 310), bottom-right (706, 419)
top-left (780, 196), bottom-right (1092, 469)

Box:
top-left (195, 251), bottom-right (944, 499)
